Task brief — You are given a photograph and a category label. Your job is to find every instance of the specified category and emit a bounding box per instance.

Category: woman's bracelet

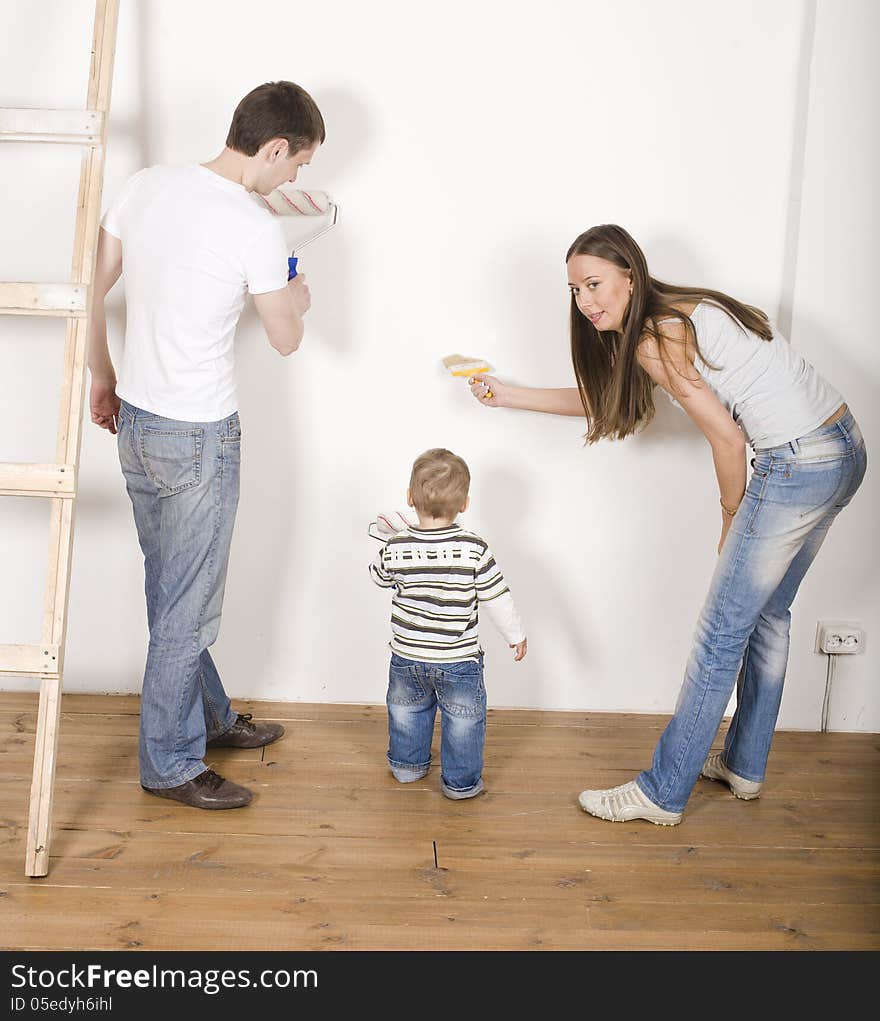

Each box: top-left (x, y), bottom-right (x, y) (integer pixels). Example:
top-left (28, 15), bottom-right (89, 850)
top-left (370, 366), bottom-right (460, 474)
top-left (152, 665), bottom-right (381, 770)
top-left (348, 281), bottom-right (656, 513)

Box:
top-left (720, 499), bottom-right (740, 517)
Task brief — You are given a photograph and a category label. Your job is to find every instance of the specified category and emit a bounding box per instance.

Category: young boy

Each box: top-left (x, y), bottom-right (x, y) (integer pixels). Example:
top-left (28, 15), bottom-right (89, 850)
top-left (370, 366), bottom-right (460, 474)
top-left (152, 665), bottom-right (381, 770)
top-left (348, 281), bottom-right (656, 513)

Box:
top-left (88, 81), bottom-right (324, 809)
top-left (369, 448), bottom-right (527, 800)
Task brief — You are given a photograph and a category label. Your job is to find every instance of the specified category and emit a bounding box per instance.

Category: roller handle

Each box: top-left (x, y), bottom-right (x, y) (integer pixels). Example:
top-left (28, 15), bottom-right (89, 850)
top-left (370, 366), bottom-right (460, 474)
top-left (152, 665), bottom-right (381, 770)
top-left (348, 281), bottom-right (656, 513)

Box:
top-left (287, 256), bottom-right (299, 280)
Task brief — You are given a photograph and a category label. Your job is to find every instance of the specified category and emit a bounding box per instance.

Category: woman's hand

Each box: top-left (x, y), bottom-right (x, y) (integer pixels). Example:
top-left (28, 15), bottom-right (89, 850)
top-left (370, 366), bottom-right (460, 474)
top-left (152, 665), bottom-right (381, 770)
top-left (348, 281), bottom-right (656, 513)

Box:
top-left (468, 374), bottom-right (504, 408)
top-left (718, 513), bottom-right (734, 554)
top-left (467, 377), bottom-right (584, 416)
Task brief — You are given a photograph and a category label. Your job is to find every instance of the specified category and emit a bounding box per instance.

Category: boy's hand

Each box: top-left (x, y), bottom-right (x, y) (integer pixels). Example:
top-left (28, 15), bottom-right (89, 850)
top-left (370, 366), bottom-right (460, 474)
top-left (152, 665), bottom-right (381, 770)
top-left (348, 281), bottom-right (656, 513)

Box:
top-left (90, 378), bottom-right (121, 433)
top-left (289, 274), bottom-right (311, 316)
top-left (511, 638), bottom-right (527, 662)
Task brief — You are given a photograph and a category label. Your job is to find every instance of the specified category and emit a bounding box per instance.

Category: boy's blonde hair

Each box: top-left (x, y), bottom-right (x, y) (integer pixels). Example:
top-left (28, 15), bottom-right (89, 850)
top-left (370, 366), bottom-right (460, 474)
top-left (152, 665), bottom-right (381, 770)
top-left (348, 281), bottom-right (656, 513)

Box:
top-left (409, 448), bottom-right (470, 518)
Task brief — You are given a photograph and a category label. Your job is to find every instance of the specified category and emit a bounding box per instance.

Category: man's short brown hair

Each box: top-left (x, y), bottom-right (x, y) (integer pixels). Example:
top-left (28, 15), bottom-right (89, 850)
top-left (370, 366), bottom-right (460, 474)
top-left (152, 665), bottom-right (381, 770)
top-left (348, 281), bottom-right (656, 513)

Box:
top-left (409, 449), bottom-right (470, 519)
top-left (226, 80), bottom-right (325, 157)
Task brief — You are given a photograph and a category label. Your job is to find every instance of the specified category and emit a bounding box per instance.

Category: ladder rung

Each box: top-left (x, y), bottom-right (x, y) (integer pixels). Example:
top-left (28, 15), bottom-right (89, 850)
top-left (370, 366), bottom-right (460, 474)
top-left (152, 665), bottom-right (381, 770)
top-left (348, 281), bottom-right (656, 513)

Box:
top-left (0, 283), bottom-right (87, 317)
top-left (0, 463), bottom-right (76, 498)
top-left (0, 644), bottom-right (60, 677)
top-left (0, 108), bottom-right (103, 145)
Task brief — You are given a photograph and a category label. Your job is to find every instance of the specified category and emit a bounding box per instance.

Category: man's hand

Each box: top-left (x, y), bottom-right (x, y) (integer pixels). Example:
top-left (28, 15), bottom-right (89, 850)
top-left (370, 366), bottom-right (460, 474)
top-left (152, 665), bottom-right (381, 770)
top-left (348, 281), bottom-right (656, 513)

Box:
top-left (511, 637), bottom-right (527, 662)
top-left (90, 378), bottom-right (120, 433)
top-left (289, 274), bottom-right (311, 316)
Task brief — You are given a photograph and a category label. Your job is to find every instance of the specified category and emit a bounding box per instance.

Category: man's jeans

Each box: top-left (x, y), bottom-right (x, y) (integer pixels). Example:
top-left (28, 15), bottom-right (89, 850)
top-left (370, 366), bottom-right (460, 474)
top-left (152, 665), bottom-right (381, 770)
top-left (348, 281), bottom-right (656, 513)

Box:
top-left (638, 409), bottom-right (867, 813)
top-left (387, 652), bottom-right (486, 797)
top-left (117, 400), bottom-right (240, 788)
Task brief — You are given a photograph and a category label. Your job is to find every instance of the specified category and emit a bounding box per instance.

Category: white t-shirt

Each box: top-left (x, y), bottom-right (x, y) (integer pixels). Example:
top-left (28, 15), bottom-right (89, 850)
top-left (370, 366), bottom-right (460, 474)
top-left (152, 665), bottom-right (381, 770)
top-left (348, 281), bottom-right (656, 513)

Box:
top-left (101, 164), bottom-right (289, 421)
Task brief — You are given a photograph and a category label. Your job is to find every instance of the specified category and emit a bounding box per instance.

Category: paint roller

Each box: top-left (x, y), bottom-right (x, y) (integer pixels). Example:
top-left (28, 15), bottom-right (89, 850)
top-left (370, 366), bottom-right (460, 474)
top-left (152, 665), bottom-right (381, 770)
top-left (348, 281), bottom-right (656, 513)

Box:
top-left (259, 184), bottom-right (339, 279)
top-left (368, 510), bottom-right (418, 542)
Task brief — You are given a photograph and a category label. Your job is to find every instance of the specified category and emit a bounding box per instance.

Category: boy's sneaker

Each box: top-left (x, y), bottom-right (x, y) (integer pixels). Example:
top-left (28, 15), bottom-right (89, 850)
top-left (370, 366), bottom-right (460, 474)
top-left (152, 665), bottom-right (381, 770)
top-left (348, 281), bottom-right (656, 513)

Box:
top-left (441, 779), bottom-right (484, 800)
top-left (578, 780), bottom-right (682, 826)
top-left (700, 753), bottom-right (762, 800)
top-left (390, 765), bottom-right (429, 783)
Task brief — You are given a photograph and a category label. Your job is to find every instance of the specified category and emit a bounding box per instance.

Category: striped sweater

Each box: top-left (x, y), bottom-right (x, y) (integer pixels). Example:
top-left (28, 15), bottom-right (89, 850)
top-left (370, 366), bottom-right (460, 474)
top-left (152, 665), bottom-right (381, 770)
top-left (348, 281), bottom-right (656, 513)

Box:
top-left (369, 523), bottom-right (525, 663)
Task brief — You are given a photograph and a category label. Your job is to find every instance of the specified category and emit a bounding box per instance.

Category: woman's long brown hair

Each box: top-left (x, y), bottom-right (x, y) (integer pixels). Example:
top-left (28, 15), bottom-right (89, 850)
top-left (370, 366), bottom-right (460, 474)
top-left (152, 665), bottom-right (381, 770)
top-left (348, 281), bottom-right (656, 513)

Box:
top-left (567, 225), bottom-right (772, 442)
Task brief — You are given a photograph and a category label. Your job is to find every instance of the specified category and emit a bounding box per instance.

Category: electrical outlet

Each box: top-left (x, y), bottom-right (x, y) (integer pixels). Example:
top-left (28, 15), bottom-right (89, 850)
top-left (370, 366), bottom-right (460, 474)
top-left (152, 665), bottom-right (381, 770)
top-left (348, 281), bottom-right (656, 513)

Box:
top-left (815, 621), bottom-right (865, 655)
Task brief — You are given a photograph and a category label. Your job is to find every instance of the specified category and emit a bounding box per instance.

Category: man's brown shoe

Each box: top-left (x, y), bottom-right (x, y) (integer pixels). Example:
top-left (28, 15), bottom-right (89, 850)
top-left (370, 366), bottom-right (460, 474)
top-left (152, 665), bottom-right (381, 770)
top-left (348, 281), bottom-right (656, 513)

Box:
top-left (206, 713), bottom-right (284, 749)
top-left (141, 768), bottom-right (253, 809)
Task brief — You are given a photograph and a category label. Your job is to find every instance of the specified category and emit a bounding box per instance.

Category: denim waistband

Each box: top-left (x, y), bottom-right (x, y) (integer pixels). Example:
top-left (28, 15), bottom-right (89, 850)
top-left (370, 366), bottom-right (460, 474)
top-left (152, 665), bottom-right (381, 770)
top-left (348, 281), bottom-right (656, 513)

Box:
top-left (755, 408), bottom-right (862, 458)
top-left (118, 400), bottom-right (237, 427)
top-left (118, 400), bottom-right (160, 424)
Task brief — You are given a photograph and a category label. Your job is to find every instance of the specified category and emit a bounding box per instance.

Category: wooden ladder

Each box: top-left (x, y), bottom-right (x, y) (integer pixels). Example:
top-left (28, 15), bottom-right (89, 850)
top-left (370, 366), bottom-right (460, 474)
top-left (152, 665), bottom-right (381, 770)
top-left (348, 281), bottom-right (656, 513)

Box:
top-left (0, 0), bottom-right (120, 877)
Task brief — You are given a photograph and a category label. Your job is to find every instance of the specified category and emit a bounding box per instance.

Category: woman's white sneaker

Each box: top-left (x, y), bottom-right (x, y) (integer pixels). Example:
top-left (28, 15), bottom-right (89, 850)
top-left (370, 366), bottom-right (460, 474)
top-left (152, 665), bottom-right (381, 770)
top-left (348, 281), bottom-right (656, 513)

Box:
top-left (578, 780), bottom-right (682, 826)
top-left (700, 752), bottom-right (762, 800)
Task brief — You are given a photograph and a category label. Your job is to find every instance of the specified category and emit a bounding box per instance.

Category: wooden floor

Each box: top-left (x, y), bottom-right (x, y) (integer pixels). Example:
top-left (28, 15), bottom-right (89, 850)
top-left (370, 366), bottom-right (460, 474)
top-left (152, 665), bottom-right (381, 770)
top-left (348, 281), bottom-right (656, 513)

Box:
top-left (0, 692), bottom-right (878, 951)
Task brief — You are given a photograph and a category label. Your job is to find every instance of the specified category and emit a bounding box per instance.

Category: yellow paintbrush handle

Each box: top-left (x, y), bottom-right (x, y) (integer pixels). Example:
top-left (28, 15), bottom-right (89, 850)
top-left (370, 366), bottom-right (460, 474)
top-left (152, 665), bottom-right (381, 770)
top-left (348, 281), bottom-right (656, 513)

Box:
top-left (467, 376), bottom-right (493, 400)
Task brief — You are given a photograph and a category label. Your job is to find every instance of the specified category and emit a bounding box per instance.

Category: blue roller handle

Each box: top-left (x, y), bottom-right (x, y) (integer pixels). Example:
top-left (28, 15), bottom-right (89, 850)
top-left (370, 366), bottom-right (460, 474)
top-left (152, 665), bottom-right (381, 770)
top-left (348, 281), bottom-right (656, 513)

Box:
top-left (287, 256), bottom-right (299, 280)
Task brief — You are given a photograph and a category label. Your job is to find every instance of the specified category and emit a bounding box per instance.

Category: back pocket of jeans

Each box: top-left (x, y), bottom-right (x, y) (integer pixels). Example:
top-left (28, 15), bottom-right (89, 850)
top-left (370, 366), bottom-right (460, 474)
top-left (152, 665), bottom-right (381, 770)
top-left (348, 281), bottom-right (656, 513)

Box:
top-left (438, 664), bottom-right (485, 718)
top-left (141, 427), bottom-right (203, 495)
top-left (387, 664), bottom-right (428, 706)
top-left (220, 415), bottom-right (241, 465)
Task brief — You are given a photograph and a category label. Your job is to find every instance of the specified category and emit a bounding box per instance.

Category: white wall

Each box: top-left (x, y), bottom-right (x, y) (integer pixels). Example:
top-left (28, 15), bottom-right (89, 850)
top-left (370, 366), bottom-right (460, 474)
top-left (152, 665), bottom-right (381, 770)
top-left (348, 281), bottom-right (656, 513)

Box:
top-left (1, 0), bottom-right (876, 731)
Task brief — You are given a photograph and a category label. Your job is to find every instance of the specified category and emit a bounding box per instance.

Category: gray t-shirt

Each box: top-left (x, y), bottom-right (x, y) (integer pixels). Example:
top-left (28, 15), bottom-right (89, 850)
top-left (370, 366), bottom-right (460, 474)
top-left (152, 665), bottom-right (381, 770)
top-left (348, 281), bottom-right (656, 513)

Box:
top-left (667, 301), bottom-right (843, 448)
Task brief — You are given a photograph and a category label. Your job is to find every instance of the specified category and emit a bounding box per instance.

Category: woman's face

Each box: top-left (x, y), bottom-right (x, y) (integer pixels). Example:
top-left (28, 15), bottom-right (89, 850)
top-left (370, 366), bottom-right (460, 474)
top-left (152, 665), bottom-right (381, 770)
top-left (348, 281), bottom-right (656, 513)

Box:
top-left (567, 254), bottom-right (633, 332)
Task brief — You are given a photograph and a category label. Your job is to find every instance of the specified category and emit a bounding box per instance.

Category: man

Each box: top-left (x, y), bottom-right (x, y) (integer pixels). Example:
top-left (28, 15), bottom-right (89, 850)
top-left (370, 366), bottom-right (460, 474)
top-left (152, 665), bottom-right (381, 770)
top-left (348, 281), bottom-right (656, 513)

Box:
top-left (88, 81), bottom-right (324, 808)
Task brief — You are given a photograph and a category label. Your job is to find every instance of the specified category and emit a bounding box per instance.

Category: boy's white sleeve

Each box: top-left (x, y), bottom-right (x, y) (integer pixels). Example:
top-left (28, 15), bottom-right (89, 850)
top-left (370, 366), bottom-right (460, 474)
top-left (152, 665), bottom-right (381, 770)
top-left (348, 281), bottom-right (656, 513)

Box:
top-left (369, 546), bottom-right (395, 588)
top-left (482, 591), bottom-right (525, 645)
top-left (475, 547), bottom-right (525, 644)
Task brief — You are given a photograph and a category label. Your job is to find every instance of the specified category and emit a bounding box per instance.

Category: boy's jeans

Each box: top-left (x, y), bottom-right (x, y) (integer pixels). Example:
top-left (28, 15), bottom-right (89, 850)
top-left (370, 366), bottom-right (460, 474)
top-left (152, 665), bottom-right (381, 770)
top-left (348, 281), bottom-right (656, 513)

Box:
top-left (638, 409), bottom-right (867, 813)
top-left (117, 400), bottom-right (240, 788)
top-left (387, 652), bottom-right (486, 798)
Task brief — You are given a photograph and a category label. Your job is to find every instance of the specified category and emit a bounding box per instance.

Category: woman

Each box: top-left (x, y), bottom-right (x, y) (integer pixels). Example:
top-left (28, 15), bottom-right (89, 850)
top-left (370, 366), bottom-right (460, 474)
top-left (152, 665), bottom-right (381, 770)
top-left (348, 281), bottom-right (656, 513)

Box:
top-left (469, 224), bottom-right (867, 826)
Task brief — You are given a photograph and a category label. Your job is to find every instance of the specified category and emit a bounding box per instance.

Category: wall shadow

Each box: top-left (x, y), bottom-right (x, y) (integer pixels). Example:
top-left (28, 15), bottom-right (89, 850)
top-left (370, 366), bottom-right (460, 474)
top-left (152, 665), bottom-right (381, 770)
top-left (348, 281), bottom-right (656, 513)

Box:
top-left (777, 0), bottom-right (817, 339)
top-left (475, 465), bottom-right (594, 709)
top-left (290, 86), bottom-right (373, 360)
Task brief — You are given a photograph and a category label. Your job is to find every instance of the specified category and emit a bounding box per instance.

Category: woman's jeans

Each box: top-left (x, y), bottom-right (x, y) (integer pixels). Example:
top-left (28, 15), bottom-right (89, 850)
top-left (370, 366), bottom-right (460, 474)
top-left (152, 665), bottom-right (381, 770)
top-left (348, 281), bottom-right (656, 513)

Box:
top-left (387, 652), bottom-right (487, 797)
top-left (117, 400), bottom-right (240, 788)
top-left (638, 409), bottom-right (867, 813)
